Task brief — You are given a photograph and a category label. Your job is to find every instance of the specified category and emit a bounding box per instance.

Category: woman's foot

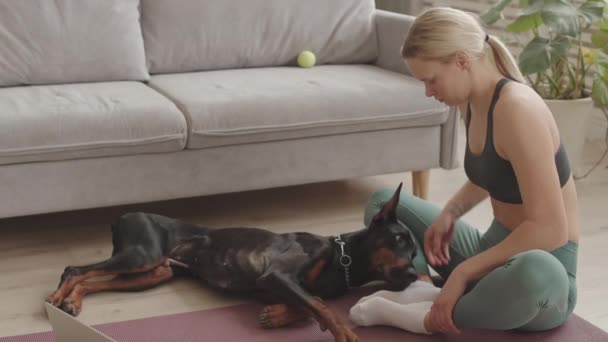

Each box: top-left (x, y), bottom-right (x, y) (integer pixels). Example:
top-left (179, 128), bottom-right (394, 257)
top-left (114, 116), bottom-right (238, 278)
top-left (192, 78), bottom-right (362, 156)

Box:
top-left (353, 280), bottom-right (439, 307)
top-left (350, 297), bottom-right (433, 334)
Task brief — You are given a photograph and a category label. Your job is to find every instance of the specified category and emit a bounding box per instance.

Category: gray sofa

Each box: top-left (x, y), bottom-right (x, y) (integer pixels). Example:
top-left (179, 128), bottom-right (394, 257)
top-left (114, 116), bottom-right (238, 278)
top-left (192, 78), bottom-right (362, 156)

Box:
top-left (0, 0), bottom-right (458, 219)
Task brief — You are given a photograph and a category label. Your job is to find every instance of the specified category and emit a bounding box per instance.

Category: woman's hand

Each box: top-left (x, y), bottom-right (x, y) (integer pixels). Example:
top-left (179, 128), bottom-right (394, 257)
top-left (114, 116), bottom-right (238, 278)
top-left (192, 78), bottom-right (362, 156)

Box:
top-left (427, 267), bottom-right (469, 334)
top-left (424, 211), bottom-right (456, 266)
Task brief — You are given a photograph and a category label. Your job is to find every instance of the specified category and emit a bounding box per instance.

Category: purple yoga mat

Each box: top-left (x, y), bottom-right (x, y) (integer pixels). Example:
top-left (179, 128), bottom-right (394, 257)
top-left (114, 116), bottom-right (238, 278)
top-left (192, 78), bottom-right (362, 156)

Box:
top-left (2, 286), bottom-right (607, 342)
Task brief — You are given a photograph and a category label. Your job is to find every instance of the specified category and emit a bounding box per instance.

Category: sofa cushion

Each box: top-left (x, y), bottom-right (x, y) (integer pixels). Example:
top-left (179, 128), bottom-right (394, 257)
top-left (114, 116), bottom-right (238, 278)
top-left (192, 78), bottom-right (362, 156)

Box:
top-left (0, 0), bottom-right (149, 87)
top-left (148, 65), bottom-right (448, 149)
top-left (0, 82), bottom-right (187, 165)
top-left (141, 0), bottom-right (377, 74)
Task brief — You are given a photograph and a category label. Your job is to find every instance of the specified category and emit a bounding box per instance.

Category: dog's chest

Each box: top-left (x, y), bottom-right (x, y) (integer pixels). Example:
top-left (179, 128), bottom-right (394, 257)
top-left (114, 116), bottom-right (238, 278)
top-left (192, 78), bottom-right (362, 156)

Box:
top-left (301, 259), bottom-right (349, 297)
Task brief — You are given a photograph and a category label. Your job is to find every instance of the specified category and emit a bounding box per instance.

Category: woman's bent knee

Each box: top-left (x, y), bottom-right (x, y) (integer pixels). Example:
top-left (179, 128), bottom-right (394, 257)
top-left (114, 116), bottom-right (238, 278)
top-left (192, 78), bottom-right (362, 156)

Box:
top-left (507, 250), bottom-right (569, 294)
top-left (452, 250), bottom-right (571, 331)
top-left (510, 250), bottom-right (567, 277)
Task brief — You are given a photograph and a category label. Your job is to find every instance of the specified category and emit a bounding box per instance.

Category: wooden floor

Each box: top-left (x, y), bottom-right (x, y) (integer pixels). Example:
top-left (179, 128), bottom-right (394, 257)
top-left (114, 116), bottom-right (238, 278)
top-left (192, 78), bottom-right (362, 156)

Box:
top-left (1, 135), bottom-right (607, 338)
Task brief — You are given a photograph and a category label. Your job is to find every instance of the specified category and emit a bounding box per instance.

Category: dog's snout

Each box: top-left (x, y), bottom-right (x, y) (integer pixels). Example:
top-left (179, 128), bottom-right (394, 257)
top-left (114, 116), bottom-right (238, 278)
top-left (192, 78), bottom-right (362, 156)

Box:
top-left (385, 265), bottom-right (417, 291)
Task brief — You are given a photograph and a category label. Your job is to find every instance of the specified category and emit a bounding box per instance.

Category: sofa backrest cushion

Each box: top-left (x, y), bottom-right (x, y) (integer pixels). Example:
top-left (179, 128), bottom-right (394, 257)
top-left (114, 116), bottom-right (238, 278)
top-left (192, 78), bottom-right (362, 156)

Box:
top-left (0, 0), bottom-right (149, 87)
top-left (141, 0), bottom-right (378, 74)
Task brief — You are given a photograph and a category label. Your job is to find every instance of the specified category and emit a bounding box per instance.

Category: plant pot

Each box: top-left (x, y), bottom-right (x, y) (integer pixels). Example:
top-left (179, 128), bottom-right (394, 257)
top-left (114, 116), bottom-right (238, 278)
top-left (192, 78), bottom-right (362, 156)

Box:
top-left (544, 97), bottom-right (593, 178)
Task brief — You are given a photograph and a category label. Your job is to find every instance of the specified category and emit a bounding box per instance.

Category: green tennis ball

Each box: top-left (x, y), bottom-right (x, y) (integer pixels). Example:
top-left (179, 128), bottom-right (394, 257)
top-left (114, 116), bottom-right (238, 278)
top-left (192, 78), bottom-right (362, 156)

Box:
top-left (297, 50), bottom-right (316, 68)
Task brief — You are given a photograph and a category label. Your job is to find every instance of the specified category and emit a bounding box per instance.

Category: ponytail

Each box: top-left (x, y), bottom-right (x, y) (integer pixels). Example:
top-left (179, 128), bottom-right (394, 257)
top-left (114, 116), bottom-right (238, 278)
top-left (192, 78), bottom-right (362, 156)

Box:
top-left (486, 34), bottom-right (526, 84)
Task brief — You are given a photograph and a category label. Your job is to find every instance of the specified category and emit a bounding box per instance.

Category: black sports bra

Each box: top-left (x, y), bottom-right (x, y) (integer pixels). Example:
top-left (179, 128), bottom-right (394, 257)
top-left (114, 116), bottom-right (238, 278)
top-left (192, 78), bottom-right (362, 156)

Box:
top-left (463, 78), bottom-right (571, 204)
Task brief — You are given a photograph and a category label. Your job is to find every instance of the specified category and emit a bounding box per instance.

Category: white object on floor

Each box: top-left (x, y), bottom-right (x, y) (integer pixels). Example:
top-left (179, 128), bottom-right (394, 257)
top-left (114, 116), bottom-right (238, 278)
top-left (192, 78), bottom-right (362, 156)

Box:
top-left (45, 302), bottom-right (115, 342)
top-left (353, 280), bottom-right (439, 306)
top-left (349, 280), bottom-right (440, 335)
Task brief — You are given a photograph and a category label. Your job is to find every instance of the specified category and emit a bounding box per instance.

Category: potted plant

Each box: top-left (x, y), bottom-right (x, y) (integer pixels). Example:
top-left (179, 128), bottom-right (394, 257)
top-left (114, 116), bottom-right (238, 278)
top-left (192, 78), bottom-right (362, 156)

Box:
top-left (481, 0), bottom-right (608, 177)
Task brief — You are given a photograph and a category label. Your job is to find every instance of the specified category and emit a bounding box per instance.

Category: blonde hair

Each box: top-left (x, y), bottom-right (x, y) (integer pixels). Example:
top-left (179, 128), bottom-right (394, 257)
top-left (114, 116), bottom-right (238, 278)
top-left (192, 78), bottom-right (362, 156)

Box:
top-left (401, 7), bottom-right (526, 84)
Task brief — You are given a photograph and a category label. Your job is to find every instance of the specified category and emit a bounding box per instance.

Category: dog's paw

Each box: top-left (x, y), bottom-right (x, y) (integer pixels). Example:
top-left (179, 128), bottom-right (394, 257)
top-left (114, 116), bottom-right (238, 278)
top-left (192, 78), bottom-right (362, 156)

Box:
top-left (61, 297), bottom-right (82, 316)
top-left (343, 325), bottom-right (361, 342)
top-left (258, 304), bottom-right (289, 329)
top-left (46, 292), bottom-right (64, 307)
top-left (258, 304), bottom-right (308, 329)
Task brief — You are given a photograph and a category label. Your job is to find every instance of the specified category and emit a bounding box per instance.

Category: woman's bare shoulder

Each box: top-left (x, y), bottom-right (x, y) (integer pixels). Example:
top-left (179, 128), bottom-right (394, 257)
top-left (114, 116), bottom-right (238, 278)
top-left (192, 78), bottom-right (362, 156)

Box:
top-left (494, 81), bottom-right (551, 127)
top-left (492, 81), bottom-right (556, 156)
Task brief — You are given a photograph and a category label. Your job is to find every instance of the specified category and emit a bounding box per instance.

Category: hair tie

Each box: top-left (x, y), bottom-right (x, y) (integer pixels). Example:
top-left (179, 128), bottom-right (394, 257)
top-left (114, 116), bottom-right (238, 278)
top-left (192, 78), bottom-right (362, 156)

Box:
top-left (485, 34), bottom-right (490, 42)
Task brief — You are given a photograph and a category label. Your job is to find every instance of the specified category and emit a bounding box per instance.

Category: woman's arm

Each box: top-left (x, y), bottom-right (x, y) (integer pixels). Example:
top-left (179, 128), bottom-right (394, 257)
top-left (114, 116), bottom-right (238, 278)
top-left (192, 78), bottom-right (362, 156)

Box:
top-left (441, 180), bottom-right (489, 221)
top-left (426, 180), bottom-right (489, 266)
top-left (457, 87), bottom-right (569, 282)
top-left (425, 103), bottom-right (490, 266)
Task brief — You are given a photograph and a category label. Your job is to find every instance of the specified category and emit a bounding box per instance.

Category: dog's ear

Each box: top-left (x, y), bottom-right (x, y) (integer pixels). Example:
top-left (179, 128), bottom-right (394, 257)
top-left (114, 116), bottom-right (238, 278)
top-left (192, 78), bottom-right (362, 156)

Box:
top-left (370, 183), bottom-right (402, 225)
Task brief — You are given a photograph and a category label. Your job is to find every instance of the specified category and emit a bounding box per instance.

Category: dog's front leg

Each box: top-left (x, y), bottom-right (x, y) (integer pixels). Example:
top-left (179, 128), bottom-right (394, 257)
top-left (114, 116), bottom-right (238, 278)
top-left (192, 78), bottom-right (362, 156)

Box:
top-left (256, 271), bottom-right (359, 342)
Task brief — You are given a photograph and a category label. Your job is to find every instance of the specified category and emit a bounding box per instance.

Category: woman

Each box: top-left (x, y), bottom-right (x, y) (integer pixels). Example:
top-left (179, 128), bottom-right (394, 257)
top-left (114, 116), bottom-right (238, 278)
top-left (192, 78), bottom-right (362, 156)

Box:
top-left (350, 7), bottom-right (579, 335)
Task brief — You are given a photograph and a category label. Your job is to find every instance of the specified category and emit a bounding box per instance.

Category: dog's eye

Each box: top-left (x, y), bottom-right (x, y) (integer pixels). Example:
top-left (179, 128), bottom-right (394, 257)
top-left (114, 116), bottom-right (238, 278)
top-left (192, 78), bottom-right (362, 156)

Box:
top-left (395, 234), bottom-right (405, 246)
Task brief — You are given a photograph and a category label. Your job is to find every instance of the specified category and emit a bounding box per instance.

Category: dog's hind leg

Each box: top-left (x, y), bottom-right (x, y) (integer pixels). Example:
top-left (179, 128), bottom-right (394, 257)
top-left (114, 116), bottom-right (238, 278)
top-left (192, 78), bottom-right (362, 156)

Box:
top-left (46, 247), bottom-right (166, 309)
top-left (61, 263), bottom-right (174, 316)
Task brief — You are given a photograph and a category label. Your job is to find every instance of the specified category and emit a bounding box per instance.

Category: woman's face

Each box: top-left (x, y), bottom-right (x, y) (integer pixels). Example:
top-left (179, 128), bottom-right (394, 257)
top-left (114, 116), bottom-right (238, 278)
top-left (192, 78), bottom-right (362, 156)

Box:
top-left (405, 56), bottom-right (470, 106)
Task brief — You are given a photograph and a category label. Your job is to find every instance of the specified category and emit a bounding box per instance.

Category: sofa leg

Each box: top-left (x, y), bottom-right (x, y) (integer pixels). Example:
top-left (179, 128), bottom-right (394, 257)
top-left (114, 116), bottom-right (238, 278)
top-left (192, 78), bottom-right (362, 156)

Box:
top-left (412, 170), bottom-right (430, 200)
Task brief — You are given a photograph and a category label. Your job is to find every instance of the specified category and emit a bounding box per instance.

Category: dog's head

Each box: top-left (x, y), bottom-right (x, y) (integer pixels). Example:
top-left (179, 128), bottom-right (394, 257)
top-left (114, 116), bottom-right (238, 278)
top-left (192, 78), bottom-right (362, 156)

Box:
top-left (364, 183), bottom-right (418, 290)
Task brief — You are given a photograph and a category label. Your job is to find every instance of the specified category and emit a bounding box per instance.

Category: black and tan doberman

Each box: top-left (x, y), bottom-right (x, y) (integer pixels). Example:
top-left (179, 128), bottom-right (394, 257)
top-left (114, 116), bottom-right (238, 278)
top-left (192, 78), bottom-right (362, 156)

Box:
top-left (47, 184), bottom-right (419, 342)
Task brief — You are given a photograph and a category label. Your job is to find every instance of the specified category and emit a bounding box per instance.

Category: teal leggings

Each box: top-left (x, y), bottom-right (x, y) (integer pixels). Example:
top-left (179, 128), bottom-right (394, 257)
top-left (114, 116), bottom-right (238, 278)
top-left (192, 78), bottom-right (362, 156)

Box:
top-left (365, 189), bottom-right (578, 331)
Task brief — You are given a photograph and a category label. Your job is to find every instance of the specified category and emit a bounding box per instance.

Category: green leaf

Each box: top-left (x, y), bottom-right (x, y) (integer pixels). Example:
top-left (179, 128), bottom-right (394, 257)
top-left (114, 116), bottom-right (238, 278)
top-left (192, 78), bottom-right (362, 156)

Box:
top-left (597, 50), bottom-right (608, 64)
top-left (592, 77), bottom-right (608, 107)
top-left (592, 30), bottom-right (608, 53)
top-left (596, 17), bottom-right (608, 30)
top-left (480, 0), bottom-right (514, 25)
top-left (518, 36), bottom-right (570, 74)
top-left (506, 12), bottom-right (543, 32)
top-left (598, 60), bottom-right (608, 71)
top-left (579, 0), bottom-right (605, 26)
top-left (522, 0), bottom-right (545, 7)
top-left (521, 0), bottom-right (544, 15)
top-left (541, 1), bottom-right (580, 36)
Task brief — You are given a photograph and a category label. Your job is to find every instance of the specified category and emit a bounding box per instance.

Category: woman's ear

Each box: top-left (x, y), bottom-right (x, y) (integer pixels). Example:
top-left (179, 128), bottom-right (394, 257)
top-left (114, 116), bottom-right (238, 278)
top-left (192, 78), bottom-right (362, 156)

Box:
top-left (455, 51), bottom-right (471, 70)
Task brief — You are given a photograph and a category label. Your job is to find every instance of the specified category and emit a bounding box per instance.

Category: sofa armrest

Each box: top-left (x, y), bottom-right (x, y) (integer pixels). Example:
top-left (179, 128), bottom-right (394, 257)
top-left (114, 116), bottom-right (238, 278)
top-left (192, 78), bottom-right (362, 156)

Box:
top-left (440, 106), bottom-right (461, 169)
top-left (373, 10), bottom-right (415, 76)
top-left (374, 9), bottom-right (460, 170)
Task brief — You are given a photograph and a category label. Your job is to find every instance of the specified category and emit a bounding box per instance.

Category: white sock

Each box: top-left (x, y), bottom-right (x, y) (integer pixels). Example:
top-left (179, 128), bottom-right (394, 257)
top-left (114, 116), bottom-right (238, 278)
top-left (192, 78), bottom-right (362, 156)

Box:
top-left (349, 297), bottom-right (433, 334)
top-left (354, 280), bottom-right (440, 306)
